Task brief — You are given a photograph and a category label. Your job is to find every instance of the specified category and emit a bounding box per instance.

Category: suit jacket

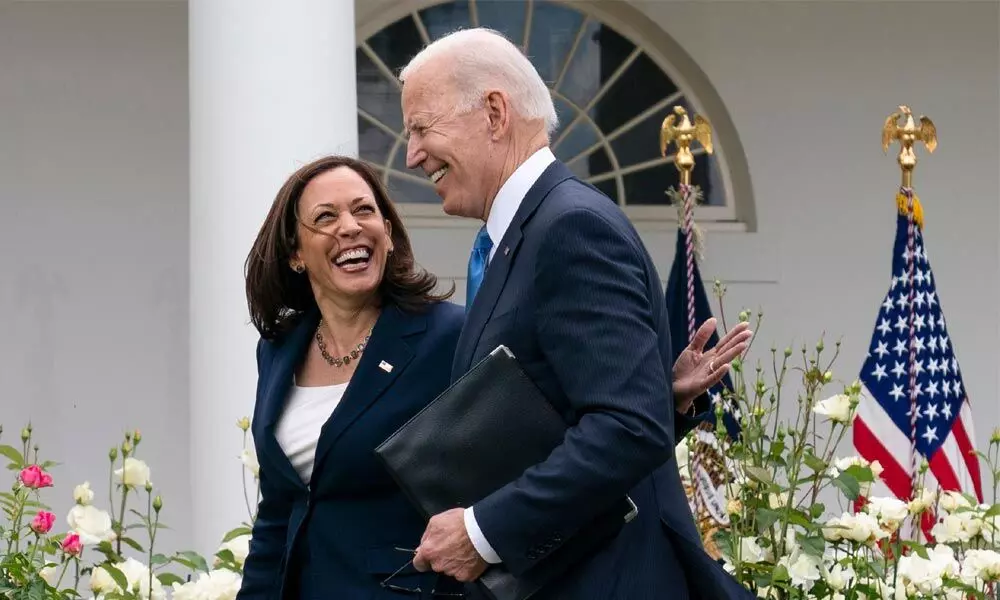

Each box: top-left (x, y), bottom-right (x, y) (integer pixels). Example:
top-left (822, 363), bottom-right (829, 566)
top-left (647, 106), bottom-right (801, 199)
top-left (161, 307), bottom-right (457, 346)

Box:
top-left (454, 161), bottom-right (753, 600)
top-left (238, 301), bottom-right (467, 600)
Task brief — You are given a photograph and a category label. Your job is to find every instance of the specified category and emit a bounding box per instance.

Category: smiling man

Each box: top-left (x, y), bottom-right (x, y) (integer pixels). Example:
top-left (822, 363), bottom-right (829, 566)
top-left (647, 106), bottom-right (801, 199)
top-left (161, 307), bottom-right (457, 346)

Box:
top-left (398, 27), bottom-right (753, 600)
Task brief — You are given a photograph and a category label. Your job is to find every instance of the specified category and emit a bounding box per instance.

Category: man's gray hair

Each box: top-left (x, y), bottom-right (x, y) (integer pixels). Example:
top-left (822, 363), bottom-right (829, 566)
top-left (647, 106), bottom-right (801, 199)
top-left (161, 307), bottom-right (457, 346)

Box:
top-left (399, 28), bottom-right (559, 136)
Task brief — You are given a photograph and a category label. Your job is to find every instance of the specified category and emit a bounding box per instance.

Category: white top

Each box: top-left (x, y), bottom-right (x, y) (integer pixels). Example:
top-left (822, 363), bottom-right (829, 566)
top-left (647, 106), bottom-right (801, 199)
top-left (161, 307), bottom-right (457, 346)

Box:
top-left (465, 146), bottom-right (556, 565)
top-left (276, 380), bottom-right (349, 484)
top-left (484, 146), bottom-right (556, 262)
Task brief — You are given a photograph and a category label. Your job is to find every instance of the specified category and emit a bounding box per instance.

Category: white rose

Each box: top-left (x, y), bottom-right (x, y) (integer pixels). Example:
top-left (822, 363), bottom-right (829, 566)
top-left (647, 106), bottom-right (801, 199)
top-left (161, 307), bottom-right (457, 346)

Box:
top-left (939, 490), bottom-right (971, 513)
top-left (823, 513), bottom-right (887, 545)
top-left (908, 487), bottom-right (937, 515)
top-left (739, 537), bottom-right (770, 563)
top-left (114, 458), bottom-right (152, 488)
top-left (67, 504), bottom-right (115, 545)
top-left (768, 493), bottom-right (787, 509)
top-left (218, 534), bottom-right (251, 568)
top-left (239, 449), bottom-right (260, 479)
top-left (813, 394), bottom-right (853, 423)
top-left (89, 566), bottom-right (116, 595)
top-left (930, 513), bottom-right (979, 544)
top-left (782, 553), bottom-right (821, 589)
top-left (73, 481), bottom-right (94, 506)
top-left (823, 563), bottom-right (855, 591)
top-left (675, 437), bottom-right (691, 481)
top-left (864, 497), bottom-right (909, 531)
top-left (118, 557), bottom-right (165, 600)
top-left (961, 549), bottom-right (1000, 583)
top-left (38, 565), bottom-right (59, 587)
top-left (172, 569), bottom-right (242, 600)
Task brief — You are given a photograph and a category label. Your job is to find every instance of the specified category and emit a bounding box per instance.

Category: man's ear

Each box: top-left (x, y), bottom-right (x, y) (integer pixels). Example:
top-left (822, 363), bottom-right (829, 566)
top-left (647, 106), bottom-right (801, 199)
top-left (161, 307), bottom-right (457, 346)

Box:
top-left (485, 90), bottom-right (510, 141)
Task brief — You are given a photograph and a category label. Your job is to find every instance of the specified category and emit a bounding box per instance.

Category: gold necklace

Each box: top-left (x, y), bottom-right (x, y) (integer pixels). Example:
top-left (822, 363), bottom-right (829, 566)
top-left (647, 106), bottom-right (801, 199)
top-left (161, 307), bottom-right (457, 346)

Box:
top-left (315, 319), bottom-right (373, 368)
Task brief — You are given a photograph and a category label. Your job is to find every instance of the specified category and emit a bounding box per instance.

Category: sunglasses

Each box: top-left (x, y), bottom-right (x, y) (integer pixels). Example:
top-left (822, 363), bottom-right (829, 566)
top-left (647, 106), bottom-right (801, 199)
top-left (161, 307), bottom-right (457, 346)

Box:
top-left (380, 547), bottom-right (467, 598)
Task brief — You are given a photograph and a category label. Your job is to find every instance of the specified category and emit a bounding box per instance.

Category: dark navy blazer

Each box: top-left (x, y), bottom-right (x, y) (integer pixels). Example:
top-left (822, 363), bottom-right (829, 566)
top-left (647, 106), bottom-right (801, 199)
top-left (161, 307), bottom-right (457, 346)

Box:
top-left (453, 161), bottom-right (753, 600)
top-left (238, 301), bottom-right (467, 600)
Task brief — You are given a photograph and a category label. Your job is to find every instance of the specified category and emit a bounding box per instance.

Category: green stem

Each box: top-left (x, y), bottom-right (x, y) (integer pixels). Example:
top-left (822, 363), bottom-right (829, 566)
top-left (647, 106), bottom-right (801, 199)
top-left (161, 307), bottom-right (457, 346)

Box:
top-left (54, 558), bottom-right (71, 590)
top-left (147, 491), bottom-right (157, 600)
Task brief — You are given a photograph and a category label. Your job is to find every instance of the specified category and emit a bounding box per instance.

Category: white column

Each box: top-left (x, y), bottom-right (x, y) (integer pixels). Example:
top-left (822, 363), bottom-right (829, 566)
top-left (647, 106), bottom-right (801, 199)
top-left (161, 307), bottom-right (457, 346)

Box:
top-left (189, 0), bottom-right (358, 555)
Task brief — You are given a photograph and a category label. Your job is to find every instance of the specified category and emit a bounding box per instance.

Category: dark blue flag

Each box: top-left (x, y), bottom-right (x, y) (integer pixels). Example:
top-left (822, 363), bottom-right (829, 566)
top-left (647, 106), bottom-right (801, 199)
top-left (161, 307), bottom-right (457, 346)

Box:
top-left (664, 228), bottom-right (741, 440)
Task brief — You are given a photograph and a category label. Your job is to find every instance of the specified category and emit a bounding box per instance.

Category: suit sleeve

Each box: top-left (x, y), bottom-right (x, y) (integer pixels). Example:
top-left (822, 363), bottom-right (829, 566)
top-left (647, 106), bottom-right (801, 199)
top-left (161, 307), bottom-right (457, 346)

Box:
top-left (676, 392), bottom-right (712, 439)
top-left (471, 207), bottom-right (676, 576)
top-left (237, 340), bottom-right (293, 599)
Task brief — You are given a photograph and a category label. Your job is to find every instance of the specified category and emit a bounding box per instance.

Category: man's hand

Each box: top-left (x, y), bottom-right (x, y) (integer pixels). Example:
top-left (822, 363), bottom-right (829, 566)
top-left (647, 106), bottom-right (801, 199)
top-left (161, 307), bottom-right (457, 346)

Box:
top-left (413, 508), bottom-right (488, 583)
top-left (673, 318), bottom-right (753, 413)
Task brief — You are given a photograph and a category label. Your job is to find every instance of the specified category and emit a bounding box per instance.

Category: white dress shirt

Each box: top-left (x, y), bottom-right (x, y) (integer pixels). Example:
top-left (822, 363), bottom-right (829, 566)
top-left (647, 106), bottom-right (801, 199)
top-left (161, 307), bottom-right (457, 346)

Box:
top-left (463, 146), bottom-right (556, 564)
top-left (276, 381), bottom-right (349, 484)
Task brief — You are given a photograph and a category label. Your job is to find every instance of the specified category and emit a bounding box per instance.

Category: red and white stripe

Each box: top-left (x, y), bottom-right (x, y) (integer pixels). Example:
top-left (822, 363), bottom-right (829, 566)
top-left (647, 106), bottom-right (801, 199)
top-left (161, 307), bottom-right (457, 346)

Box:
top-left (854, 386), bottom-right (984, 505)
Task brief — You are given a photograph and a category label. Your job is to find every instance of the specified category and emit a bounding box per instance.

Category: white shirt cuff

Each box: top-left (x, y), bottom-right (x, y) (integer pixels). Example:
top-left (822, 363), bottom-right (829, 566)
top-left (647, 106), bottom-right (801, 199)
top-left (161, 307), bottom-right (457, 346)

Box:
top-left (463, 506), bottom-right (502, 564)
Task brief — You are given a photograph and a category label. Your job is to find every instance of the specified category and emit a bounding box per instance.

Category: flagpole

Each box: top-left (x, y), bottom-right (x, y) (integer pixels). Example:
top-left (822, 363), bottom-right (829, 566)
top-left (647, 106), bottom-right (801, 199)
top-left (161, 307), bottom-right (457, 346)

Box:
top-left (881, 105), bottom-right (937, 536)
top-left (661, 106), bottom-right (715, 523)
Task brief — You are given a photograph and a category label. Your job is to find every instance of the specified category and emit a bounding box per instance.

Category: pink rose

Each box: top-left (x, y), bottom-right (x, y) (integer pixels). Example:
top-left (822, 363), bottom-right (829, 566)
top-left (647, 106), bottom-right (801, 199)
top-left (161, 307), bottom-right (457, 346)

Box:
top-left (19, 465), bottom-right (53, 489)
top-left (61, 532), bottom-right (83, 556)
top-left (30, 511), bottom-right (56, 534)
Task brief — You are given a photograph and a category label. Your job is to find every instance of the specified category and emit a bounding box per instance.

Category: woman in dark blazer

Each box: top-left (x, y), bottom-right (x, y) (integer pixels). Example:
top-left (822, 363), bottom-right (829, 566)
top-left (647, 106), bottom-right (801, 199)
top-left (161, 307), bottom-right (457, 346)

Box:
top-left (237, 155), bottom-right (466, 599)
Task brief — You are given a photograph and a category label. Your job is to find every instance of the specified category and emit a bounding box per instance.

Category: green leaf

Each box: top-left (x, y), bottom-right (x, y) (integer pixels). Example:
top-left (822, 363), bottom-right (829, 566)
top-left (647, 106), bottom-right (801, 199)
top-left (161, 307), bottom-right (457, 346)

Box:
top-left (156, 572), bottom-right (186, 587)
top-left (176, 551), bottom-right (209, 574)
top-left (756, 507), bottom-right (781, 530)
top-left (832, 472), bottom-right (860, 500)
top-left (803, 452), bottom-right (827, 473)
top-left (810, 503), bottom-right (826, 519)
top-left (221, 526), bottom-right (252, 543)
top-left (844, 464), bottom-right (875, 483)
top-left (103, 565), bottom-right (129, 593)
top-left (0, 445), bottom-right (24, 468)
top-left (744, 466), bottom-right (774, 485)
top-left (120, 536), bottom-right (145, 553)
top-left (215, 549), bottom-right (236, 565)
top-left (150, 554), bottom-right (171, 566)
top-left (983, 504), bottom-right (1000, 518)
top-left (798, 533), bottom-right (826, 557)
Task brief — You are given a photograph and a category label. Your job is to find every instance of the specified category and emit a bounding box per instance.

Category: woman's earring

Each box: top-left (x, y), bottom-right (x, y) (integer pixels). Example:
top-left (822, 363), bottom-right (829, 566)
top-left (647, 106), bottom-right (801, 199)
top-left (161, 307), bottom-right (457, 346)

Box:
top-left (293, 263), bottom-right (305, 273)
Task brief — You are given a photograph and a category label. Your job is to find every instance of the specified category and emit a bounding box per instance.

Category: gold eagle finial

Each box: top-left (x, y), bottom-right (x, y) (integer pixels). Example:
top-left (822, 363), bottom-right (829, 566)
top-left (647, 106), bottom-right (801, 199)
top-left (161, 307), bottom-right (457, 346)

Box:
top-left (882, 105), bottom-right (937, 188)
top-left (660, 106), bottom-right (713, 185)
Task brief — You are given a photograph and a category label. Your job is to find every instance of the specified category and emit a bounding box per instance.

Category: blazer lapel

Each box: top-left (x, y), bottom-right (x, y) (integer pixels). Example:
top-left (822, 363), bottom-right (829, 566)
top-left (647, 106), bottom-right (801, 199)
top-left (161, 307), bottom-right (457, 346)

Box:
top-left (260, 310), bottom-right (319, 491)
top-left (309, 305), bottom-right (420, 483)
top-left (452, 161), bottom-right (575, 377)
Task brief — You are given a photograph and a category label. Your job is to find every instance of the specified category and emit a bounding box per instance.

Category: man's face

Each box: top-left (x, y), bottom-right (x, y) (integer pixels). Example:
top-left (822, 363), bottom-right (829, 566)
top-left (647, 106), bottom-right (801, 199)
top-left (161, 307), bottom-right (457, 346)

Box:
top-left (402, 66), bottom-right (495, 219)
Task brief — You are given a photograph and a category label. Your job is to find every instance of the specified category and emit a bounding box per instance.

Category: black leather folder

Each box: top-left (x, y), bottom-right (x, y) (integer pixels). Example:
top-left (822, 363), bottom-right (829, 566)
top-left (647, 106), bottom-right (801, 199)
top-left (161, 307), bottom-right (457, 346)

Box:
top-left (375, 345), bottom-right (638, 600)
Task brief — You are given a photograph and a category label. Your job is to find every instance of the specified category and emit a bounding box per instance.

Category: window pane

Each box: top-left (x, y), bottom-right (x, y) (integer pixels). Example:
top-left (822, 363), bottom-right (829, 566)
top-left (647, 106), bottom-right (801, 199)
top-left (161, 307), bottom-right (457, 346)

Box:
top-left (623, 154), bottom-right (718, 206)
top-left (551, 95), bottom-right (577, 141)
top-left (526, 1), bottom-right (584, 85)
top-left (356, 48), bottom-right (404, 132)
top-left (558, 22), bottom-right (633, 108)
top-left (366, 14), bottom-right (425, 76)
top-left (553, 119), bottom-right (599, 164)
top-left (609, 105), bottom-right (684, 170)
top-left (594, 178), bottom-right (618, 205)
top-left (474, 0), bottom-right (527, 46)
top-left (358, 116), bottom-right (396, 165)
top-left (386, 173), bottom-right (441, 204)
top-left (591, 52), bottom-right (678, 135)
top-left (420, 0), bottom-right (471, 41)
top-left (569, 146), bottom-right (614, 192)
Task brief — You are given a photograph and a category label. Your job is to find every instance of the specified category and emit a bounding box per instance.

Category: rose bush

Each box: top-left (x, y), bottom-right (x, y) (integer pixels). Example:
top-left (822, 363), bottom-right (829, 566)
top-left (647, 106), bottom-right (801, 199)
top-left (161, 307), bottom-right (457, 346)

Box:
top-left (677, 285), bottom-right (1000, 599)
top-left (0, 422), bottom-right (257, 600)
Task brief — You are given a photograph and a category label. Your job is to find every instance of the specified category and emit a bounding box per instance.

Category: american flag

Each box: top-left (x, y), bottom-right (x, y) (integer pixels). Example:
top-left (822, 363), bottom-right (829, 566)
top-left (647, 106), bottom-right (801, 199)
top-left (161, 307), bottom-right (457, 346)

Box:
top-left (853, 195), bottom-right (984, 507)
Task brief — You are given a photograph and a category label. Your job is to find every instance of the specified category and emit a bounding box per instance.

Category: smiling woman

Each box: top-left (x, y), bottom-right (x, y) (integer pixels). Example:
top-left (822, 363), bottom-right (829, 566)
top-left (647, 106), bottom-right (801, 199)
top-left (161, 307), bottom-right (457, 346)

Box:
top-left (237, 155), bottom-right (467, 599)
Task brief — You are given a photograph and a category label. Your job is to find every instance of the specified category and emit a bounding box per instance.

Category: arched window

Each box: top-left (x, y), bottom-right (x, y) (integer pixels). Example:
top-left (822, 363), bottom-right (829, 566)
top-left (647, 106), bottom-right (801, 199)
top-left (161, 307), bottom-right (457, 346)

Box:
top-left (356, 0), bottom-right (752, 227)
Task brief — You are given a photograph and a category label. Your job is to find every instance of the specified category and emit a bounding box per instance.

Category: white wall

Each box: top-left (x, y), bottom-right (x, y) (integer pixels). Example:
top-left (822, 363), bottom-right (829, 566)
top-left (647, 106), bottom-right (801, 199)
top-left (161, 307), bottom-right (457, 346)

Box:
top-left (0, 1), bottom-right (193, 555)
top-left (629, 0), bottom-right (1000, 454)
top-left (0, 0), bottom-right (997, 559)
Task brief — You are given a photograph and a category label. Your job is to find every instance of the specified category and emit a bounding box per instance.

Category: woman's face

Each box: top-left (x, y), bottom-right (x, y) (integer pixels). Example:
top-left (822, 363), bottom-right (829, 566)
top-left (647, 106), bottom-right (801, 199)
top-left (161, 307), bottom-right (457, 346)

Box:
top-left (291, 166), bottom-right (392, 305)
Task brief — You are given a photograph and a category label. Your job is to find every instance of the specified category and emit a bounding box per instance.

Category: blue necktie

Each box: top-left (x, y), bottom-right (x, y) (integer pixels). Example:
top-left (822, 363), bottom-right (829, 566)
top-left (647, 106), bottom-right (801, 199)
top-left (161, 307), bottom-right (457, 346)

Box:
top-left (466, 225), bottom-right (494, 308)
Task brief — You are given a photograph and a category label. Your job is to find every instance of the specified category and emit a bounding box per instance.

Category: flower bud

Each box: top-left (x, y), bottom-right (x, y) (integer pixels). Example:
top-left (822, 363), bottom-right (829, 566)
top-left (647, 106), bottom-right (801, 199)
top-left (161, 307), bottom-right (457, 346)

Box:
top-left (731, 358), bottom-right (742, 373)
top-left (121, 441), bottom-right (132, 457)
top-left (755, 380), bottom-right (767, 395)
top-left (753, 406), bottom-right (765, 418)
top-left (133, 430), bottom-right (142, 444)
top-left (784, 347), bottom-right (792, 358)
top-left (919, 459), bottom-right (929, 474)
top-left (738, 310), bottom-right (750, 323)
top-left (145, 481), bottom-right (153, 493)
top-left (21, 428), bottom-right (30, 442)
top-left (237, 417), bottom-right (251, 432)
top-left (990, 427), bottom-right (1000, 445)
top-left (109, 447), bottom-right (118, 462)
top-left (823, 371), bottom-right (833, 383)
top-left (816, 340), bottom-right (825, 353)
top-left (153, 495), bottom-right (163, 512)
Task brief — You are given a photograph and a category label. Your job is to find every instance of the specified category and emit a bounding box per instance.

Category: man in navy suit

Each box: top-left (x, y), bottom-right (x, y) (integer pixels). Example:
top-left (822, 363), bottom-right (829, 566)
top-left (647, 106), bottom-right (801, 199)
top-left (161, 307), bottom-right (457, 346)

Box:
top-left (399, 28), bottom-right (754, 599)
